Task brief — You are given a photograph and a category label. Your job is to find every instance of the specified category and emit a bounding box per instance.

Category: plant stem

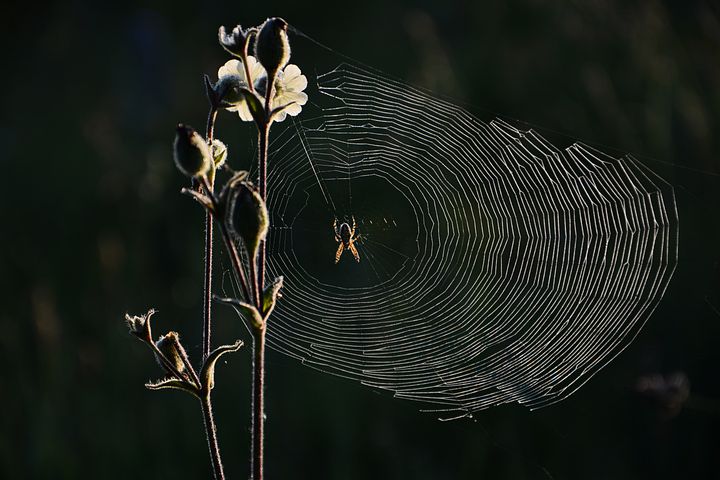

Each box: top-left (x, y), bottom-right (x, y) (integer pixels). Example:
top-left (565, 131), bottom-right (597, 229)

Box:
top-left (202, 183), bottom-right (215, 362)
top-left (198, 176), bottom-right (253, 305)
top-left (203, 107), bottom-right (218, 362)
top-left (201, 393), bottom-right (226, 480)
top-left (257, 121), bottom-right (269, 296)
top-left (250, 83), bottom-right (273, 480)
top-left (251, 328), bottom-right (266, 480)
top-left (217, 216), bottom-right (253, 304)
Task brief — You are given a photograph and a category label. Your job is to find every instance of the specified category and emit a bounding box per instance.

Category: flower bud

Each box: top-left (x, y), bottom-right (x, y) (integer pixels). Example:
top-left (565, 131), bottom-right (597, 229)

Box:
top-left (254, 17), bottom-right (290, 79)
top-left (155, 331), bottom-right (187, 377)
top-left (173, 124), bottom-right (211, 178)
top-left (225, 181), bottom-right (269, 259)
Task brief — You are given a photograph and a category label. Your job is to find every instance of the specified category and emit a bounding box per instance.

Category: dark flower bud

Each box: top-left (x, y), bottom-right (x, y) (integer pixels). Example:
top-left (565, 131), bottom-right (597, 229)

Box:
top-left (219, 25), bottom-right (253, 58)
top-left (225, 181), bottom-right (269, 260)
top-left (173, 124), bottom-right (211, 178)
top-left (155, 331), bottom-right (187, 377)
top-left (254, 17), bottom-right (290, 79)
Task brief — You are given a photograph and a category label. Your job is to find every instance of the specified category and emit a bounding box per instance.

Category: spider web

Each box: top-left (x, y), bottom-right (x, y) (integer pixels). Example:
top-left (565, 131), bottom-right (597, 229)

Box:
top-left (257, 57), bottom-right (678, 417)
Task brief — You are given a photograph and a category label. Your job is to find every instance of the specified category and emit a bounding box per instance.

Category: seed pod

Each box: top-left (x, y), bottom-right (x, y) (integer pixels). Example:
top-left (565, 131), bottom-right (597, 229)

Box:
top-left (225, 181), bottom-right (269, 260)
top-left (254, 17), bottom-right (290, 80)
top-left (173, 124), bottom-right (211, 178)
top-left (155, 331), bottom-right (187, 377)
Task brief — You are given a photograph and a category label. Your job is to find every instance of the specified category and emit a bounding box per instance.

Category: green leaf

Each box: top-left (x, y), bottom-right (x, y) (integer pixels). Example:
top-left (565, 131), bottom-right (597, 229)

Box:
top-left (200, 340), bottom-right (244, 394)
top-left (210, 139), bottom-right (227, 169)
top-left (262, 276), bottom-right (284, 318)
top-left (240, 88), bottom-right (266, 125)
top-left (213, 295), bottom-right (264, 329)
top-left (269, 101), bottom-right (297, 122)
top-left (180, 187), bottom-right (214, 211)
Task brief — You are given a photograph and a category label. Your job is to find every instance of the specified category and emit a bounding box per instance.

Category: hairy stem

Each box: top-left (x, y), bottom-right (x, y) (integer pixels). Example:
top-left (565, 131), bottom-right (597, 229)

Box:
top-left (202, 204), bottom-right (214, 361)
top-left (202, 107), bottom-right (218, 361)
top-left (198, 176), bottom-right (252, 304)
top-left (249, 81), bottom-right (273, 480)
top-left (257, 122), bottom-right (269, 297)
top-left (201, 394), bottom-right (225, 480)
top-left (251, 328), bottom-right (266, 480)
top-left (217, 218), bottom-right (253, 304)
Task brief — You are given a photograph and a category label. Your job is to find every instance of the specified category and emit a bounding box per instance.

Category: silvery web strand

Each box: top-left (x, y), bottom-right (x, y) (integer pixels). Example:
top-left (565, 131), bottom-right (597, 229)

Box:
top-left (257, 62), bottom-right (678, 418)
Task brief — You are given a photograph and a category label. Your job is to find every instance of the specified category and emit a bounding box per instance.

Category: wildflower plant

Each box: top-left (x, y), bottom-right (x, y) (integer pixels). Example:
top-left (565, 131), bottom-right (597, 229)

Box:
top-left (125, 17), bottom-right (301, 480)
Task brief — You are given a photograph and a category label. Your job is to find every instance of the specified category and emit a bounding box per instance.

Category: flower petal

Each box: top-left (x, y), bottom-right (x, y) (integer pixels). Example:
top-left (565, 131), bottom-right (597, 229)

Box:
top-left (218, 59), bottom-right (241, 80)
top-left (283, 102), bottom-right (303, 117)
top-left (237, 102), bottom-right (255, 122)
top-left (277, 91), bottom-right (308, 107)
top-left (246, 56), bottom-right (267, 83)
top-left (285, 73), bottom-right (307, 93)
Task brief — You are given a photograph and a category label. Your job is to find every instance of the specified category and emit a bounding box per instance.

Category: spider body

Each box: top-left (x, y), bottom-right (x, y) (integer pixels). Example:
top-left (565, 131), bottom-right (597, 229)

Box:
top-left (333, 217), bottom-right (360, 263)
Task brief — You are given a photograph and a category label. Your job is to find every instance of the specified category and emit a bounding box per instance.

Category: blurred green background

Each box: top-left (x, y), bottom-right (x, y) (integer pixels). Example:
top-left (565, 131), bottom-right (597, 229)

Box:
top-left (2, 0), bottom-right (719, 478)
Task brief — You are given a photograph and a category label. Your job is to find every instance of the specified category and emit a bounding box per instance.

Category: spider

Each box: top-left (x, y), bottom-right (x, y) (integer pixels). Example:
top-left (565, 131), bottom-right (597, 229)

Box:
top-left (333, 216), bottom-right (360, 263)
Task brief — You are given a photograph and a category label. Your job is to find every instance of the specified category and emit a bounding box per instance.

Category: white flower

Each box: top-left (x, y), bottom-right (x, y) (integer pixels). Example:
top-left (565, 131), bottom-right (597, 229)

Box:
top-left (216, 56), bottom-right (307, 123)
top-left (269, 64), bottom-right (308, 122)
top-left (217, 56), bottom-right (266, 121)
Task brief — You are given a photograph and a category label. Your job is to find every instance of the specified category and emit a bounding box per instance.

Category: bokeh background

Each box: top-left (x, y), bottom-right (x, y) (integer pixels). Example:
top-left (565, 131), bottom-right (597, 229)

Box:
top-left (2, 0), bottom-right (719, 478)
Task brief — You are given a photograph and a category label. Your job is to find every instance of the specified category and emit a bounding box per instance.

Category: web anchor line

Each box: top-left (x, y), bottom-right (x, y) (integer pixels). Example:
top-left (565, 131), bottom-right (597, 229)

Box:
top-left (290, 116), bottom-right (337, 214)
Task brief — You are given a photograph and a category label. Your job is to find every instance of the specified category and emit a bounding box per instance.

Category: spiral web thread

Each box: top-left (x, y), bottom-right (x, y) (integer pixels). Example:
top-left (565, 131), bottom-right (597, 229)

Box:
top-left (260, 62), bottom-right (678, 417)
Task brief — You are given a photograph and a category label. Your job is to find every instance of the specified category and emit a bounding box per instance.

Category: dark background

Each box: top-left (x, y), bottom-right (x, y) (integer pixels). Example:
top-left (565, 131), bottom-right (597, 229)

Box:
top-left (2, 0), bottom-right (720, 478)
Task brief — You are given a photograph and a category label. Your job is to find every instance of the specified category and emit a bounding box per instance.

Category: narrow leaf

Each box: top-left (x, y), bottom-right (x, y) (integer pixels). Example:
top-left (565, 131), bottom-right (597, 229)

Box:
top-left (240, 87), bottom-right (266, 125)
top-left (200, 340), bottom-right (244, 393)
top-left (269, 101), bottom-right (297, 122)
top-left (145, 378), bottom-right (200, 398)
top-left (180, 187), bottom-right (214, 210)
top-left (214, 295), bottom-right (264, 329)
top-left (262, 276), bottom-right (284, 318)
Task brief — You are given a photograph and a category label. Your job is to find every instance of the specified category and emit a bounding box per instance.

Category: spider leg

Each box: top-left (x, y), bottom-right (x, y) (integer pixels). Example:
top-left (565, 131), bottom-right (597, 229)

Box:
top-left (349, 242), bottom-right (360, 263)
top-left (334, 243), bottom-right (344, 264)
top-left (333, 218), bottom-right (341, 242)
top-left (351, 215), bottom-right (356, 235)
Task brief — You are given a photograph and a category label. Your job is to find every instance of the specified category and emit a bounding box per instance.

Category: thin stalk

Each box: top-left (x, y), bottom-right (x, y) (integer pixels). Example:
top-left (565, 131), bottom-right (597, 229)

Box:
top-left (241, 48), bottom-right (255, 95)
top-left (257, 122), bottom-right (269, 296)
top-left (251, 328), bottom-right (266, 480)
top-left (198, 176), bottom-right (252, 304)
top-left (249, 256), bottom-right (261, 313)
top-left (202, 107), bottom-right (218, 361)
top-left (250, 78), bottom-right (273, 480)
top-left (217, 216), bottom-right (253, 304)
top-left (201, 393), bottom-right (226, 480)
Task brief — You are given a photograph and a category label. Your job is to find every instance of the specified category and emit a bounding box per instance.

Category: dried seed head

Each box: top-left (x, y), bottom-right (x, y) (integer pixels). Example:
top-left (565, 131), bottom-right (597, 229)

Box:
top-left (125, 309), bottom-right (155, 343)
top-left (218, 24), bottom-right (253, 58)
top-left (225, 181), bottom-right (269, 260)
top-left (173, 124), bottom-right (211, 178)
top-left (254, 17), bottom-right (290, 79)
